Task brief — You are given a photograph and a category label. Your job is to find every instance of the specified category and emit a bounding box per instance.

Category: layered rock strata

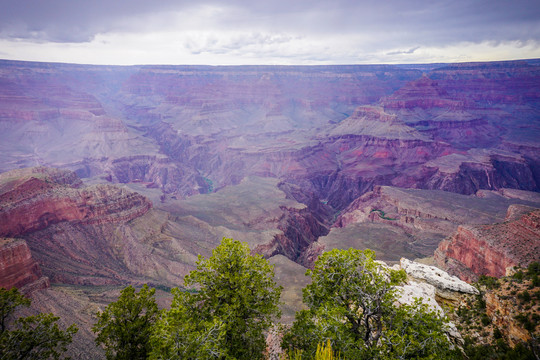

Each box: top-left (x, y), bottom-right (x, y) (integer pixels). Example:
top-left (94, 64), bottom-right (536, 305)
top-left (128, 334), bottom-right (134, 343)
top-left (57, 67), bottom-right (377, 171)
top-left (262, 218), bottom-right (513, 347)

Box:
top-left (435, 207), bottom-right (540, 281)
top-left (0, 167), bottom-right (151, 237)
top-left (2, 60), bottom-right (539, 209)
top-left (0, 237), bottom-right (49, 293)
top-left (0, 167), bottom-right (158, 286)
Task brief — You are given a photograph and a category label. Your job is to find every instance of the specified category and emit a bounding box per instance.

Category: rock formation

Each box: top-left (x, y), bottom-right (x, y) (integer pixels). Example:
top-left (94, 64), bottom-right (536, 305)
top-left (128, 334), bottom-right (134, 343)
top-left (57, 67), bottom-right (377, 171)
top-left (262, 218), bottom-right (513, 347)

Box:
top-left (0, 167), bottom-right (151, 237)
top-left (300, 185), bottom-right (540, 268)
top-left (0, 238), bottom-right (49, 293)
top-left (485, 291), bottom-right (532, 346)
top-left (1, 59), bottom-right (538, 208)
top-left (400, 258), bottom-right (478, 306)
top-left (392, 258), bottom-right (474, 345)
top-left (0, 167), bottom-right (160, 286)
top-left (435, 207), bottom-right (540, 281)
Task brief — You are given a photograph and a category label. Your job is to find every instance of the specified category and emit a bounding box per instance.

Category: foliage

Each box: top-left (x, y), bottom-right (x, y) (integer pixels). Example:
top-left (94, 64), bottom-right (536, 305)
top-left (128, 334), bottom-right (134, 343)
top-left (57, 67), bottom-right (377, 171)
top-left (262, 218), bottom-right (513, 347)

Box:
top-left (149, 289), bottom-right (226, 360)
top-left (481, 313), bottom-right (491, 326)
top-left (282, 248), bottom-right (455, 359)
top-left (463, 336), bottom-right (537, 360)
top-left (280, 340), bottom-right (340, 360)
top-left (0, 287), bottom-right (77, 360)
top-left (517, 290), bottom-right (531, 303)
top-left (513, 270), bottom-right (524, 282)
top-left (315, 339), bottom-right (340, 360)
top-left (93, 284), bottom-right (158, 360)
top-left (0, 287), bottom-right (30, 333)
top-left (527, 262), bottom-right (540, 276)
top-left (150, 237), bottom-right (282, 360)
top-left (478, 275), bottom-right (500, 289)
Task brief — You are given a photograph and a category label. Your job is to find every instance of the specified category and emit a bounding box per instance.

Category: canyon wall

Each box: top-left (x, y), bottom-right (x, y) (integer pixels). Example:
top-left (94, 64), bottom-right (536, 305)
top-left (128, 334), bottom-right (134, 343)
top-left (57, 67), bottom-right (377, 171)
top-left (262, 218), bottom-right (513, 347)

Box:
top-left (435, 207), bottom-right (540, 281)
top-left (1, 60), bottom-right (538, 209)
top-left (0, 238), bottom-right (49, 293)
top-left (0, 167), bottom-right (151, 237)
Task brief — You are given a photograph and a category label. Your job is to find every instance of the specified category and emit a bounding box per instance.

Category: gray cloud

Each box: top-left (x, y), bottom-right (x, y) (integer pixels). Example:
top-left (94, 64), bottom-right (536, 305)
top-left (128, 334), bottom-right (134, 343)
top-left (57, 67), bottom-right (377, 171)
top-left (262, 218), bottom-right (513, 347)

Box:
top-left (0, 0), bottom-right (539, 64)
top-left (1, 0), bottom-right (539, 44)
top-left (387, 47), bottom-right (421, 56)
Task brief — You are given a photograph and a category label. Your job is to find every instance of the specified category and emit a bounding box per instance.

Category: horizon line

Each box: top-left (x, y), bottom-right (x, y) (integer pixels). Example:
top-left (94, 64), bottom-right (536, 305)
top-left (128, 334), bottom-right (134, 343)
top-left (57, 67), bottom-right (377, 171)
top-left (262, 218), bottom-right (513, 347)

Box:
top-left (1, 57), bottom-right (540, 68)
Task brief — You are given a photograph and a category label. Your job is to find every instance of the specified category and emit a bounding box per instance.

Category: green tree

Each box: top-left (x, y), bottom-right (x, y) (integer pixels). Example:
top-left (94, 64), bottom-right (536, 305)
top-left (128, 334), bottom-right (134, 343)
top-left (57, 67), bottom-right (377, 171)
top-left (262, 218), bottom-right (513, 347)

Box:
top-left (149, 290), bottom-right (226, 360)
top-left (150, 237), bottom-right (282, 360)
top-left (93, 284), bottom-right (159, 360)
top-left (0, 287), bottom-right (77, 360)
top-left (282, 248), bottom-right (455, 359)
top-left (0, 287), bottom-right (30, 333)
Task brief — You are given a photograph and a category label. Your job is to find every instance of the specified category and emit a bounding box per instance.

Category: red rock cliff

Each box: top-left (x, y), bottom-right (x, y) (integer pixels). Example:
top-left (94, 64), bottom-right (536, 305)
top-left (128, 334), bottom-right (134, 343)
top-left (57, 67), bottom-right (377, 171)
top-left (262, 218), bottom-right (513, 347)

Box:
top-left (0, 167), bottom-right (152, 289)
top-left (0, 167), bottom-right (152, 237)
top-left (0, 237), bottom-right (49, 293)
top-left (435, 207), bottom-right (540, 282)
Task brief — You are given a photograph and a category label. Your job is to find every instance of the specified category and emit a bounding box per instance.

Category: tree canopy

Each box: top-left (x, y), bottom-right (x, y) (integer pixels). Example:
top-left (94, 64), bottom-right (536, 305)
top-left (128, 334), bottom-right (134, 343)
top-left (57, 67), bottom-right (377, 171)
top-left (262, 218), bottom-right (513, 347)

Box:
top-left (0, 287), bottom-right (77, 360)
top-left (92, 284), bottom-right (159, 360)
top-left (282, 248), bottom-right (455, 359)
top-left (150, 237), bottom-right (282, 360)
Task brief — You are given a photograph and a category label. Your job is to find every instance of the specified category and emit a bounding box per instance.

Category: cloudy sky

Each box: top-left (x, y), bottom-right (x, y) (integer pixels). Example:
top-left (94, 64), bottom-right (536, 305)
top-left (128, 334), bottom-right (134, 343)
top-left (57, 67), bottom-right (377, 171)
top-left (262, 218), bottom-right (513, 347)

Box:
top-left (0, 0), bottom-right (539, 65)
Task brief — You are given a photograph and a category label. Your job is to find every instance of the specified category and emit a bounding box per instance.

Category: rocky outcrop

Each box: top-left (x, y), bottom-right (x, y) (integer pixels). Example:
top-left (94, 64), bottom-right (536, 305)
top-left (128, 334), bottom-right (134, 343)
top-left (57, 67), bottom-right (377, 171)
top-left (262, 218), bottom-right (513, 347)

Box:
top-left (264, 206), bottom-right (329, 261)
top-left (392, 260), bottom-right (473, 346)
top-left (400, 258), bottom-right (478, 305)
top-left (423, 153), bottom-right (539, 195)
top-left (485, 291), bottom-right (532, 346)
top-left (255, 183), bottom-right (332, 261)
top-left (0, 238), bottom-right (49, 293)
top-left (0, 167), bottom-right (152, 237)
top-left (396, 280), bottom-right (441, 310)
top-left (435, 208), bottom-right (540, 282)
top-left (392, 259), bottom-right (468, 345)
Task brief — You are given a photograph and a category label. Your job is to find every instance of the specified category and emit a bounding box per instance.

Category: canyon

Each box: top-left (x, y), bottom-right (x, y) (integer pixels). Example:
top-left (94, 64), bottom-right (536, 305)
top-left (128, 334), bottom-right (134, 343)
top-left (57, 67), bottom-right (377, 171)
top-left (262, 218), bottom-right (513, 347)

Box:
top-left (0, 59), bottom-right (539, 357)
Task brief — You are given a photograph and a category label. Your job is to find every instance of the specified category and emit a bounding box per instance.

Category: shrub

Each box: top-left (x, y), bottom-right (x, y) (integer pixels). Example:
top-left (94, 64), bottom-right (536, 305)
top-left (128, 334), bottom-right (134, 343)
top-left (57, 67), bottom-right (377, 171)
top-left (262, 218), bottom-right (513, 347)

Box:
top-left (518, 290), bottom-right (531, 303)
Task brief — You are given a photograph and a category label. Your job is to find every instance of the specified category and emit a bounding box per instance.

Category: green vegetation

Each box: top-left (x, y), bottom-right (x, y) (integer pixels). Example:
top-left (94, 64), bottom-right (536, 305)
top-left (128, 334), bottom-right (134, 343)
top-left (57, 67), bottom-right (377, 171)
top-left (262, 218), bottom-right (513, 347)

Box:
top-left (478, 275), bottom-right (500, 289)
top-left (281, 340), bottom-right (340, 360)
top-left (370, 209), bottom-right (397, 221)
top-left (0, 287), bottom-right (78, 360)
top-left (202, 176), bottom-right (214, 193)
top-left (93, 284), bottom-right (159, 360)
top-left (282, 248), bottom-right (455, 359)
top-left (463, 336), bottom-right (537, 360)
top-left (89, 247), bottom-right (540, 359)
top-left (150, 237), bottom-right (282, 360)
top-left (454, 263), bottom-right (540, 359)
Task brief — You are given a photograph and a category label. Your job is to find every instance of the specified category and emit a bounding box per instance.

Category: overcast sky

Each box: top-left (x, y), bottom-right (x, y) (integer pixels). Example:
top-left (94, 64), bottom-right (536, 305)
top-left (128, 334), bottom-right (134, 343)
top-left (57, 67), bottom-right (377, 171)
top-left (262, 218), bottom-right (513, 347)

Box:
top-left (0, 0), bottom-right (539, 65)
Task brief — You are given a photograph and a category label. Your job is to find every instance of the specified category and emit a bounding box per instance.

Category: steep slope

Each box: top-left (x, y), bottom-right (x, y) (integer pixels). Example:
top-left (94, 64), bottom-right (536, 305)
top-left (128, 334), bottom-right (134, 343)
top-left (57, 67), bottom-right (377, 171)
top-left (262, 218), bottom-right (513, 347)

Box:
top-left (0, 238), bottom-right (49, 293)
top-left (0, 167), bottom-right (151, 237)
top-left (435, 206), bottom-right (540, 281)
top-left (0, 167), bottom-right (330, 288)
top-left (300, 186), bottom-right (540, 268)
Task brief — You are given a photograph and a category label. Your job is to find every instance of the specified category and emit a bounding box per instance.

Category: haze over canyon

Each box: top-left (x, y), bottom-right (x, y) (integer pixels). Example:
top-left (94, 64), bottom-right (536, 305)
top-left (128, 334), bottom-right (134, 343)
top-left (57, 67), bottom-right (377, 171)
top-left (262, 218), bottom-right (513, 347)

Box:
top-left (0, 59), bottom-right (539, 357)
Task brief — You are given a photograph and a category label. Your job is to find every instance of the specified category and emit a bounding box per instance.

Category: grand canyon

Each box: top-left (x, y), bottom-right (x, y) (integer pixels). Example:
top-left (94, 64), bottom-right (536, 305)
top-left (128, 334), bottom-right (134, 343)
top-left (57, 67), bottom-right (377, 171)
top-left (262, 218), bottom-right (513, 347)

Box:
top-left (1, 59), bottom-right (539, 357)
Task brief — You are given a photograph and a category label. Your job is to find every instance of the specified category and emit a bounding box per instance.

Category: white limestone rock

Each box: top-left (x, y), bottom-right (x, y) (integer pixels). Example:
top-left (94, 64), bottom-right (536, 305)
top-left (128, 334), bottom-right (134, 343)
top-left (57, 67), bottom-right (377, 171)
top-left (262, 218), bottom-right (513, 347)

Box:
top-left (400, 258), bottom-right (479, 295)
top-left (396, 280), bottom-right (441, 313)
top-left (395, 280), bottom-right (464, 346)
